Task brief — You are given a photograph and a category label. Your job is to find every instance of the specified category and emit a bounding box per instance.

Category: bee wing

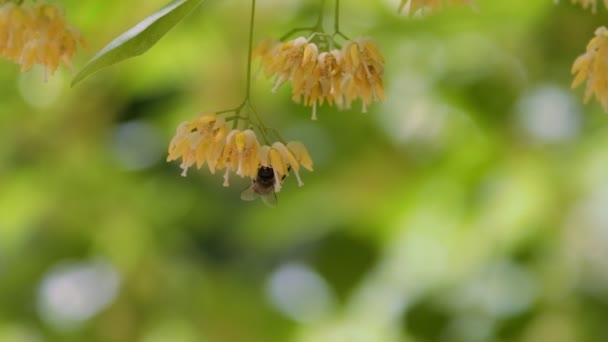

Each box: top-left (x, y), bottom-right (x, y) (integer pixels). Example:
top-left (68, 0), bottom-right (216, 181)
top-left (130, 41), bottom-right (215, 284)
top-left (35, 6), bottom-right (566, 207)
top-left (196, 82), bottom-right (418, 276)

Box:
top-left (240, 185), bottom-right (259, 201)
top-left (260, 192), bottom-right (277, 208)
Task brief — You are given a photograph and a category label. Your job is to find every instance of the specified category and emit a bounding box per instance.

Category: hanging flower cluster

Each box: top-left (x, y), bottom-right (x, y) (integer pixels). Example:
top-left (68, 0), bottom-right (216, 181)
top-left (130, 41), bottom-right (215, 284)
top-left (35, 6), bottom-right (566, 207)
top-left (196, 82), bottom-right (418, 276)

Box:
top-left (572, 26), bottom-right (608, 111)
top-left (0, 1), bottom-right (84, 76)
top-left (398, 0), bottom-right (476, 15)
top-left (254, 36), bottom-right (385, 119)
top-left (167, 113), bottom-right (313, 190)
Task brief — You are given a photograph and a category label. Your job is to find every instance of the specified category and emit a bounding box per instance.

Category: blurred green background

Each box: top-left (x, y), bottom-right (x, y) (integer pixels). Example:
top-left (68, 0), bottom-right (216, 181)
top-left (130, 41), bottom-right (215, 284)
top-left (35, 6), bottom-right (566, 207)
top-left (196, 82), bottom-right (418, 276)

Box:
top-left (2, 0), bottom-right (608, 341)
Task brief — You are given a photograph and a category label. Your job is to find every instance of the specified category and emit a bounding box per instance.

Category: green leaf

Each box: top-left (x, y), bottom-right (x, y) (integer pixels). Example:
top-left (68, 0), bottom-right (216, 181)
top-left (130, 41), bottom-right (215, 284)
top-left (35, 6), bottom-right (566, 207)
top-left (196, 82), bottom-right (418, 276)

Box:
top-left (71, 0), bottom-right (203, 87)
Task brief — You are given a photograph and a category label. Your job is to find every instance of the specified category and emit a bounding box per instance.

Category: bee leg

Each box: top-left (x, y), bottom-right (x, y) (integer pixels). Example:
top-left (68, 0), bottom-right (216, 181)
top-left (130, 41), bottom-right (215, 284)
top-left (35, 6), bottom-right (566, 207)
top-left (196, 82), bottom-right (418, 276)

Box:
top-left (281, 166), bottom-right (292, 181)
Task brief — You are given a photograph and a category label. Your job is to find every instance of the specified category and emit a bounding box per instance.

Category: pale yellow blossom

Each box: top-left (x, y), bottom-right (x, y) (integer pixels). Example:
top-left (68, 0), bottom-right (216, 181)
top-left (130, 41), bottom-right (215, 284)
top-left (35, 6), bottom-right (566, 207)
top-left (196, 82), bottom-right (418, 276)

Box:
top-left (167, 113), bottom-right (229, 177)
top-left (0, 1), bottom-right (84, 77)
top-left (217, 129), bottom-right (261, 186)
top-left (257, 37), bottom-right (315, 93)
top-left (255, 36), bottom-right (385, 118)
top-left (341, 38), bottom-right (385, 113)
top-left (258, 141), bottom-right (313, 191)
top-left (167, 113), bottom-right (314, 193)
top-left (287, 141), bottom-right (314, 172)
top-left (572, 26), bottom-right (608, 111)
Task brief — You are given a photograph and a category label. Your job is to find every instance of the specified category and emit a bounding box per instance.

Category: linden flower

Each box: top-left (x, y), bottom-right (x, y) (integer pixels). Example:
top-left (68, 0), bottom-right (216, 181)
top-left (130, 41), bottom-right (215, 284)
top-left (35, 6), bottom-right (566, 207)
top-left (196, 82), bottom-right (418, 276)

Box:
top-left (254, 37), bottom-right (321, 117)
top-left (341, 39), bottom-right (385, 113)
top-left (398, 0), bottom-right (475, 15)
top-left (168, 113), bottom-right (314, 193)
top-left (255, 37), bottom-right (386, 118)
top-left (258, 141), bottom-right (314, 192)
top-left (252, 38), bottom-right (276, 65)
top-left (292, 49), bottom-right (344, 120)
top-left (0, 1), bottom-right (84, 77)
top-left (217, 129), bottom-right (261, 186)
top-left (167, 113), bottom-right (229, 177)
top-left (257, 37), bottom-right (318, 93)
top-left (572, 26), bottom-right (608, 111)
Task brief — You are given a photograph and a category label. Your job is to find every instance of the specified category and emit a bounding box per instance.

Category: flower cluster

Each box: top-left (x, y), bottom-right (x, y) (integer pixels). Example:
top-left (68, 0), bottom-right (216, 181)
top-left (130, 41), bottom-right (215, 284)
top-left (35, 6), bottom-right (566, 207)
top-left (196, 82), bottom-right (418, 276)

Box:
top-left (0, 1), bottom-right (84, 76)
top-left (398, 0), bottom-right (476, 15)
top-left (254, 37), bottom-right (385, 119)
top-left (572, 26), bottom-right (608, 111)
top-left (167, 113), bottom-right (313, 190)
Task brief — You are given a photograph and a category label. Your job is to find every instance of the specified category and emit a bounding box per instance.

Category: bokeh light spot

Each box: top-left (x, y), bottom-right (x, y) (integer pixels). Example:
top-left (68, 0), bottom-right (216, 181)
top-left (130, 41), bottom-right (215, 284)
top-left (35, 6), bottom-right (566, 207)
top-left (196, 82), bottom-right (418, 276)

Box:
top-left (516, 86), bottom-right (580, 144)
top-left (37, 259), bottom-right (121, 330)
top-left (18, 66), bottom-right (64, 109)
top-left (266, 263), bottom-right (335, 323)
top-left (110, 120), bottom-right (165, 171)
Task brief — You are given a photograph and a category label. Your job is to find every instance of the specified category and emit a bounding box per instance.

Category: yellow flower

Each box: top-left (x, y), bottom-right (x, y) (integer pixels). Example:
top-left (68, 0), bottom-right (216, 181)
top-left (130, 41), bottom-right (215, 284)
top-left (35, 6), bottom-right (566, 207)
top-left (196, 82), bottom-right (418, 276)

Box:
top-left (255, 37), bottom-right (385, 118)
top-left (258, 141), bottom-right (313, 191)
top-left (287, 141), bottom-right (314, 172)
top-left (398, 0), bottom-right (475, 15)
top-left (168, 114), bottom-right (314, 194)
top-left (292, 49), bottom-right (343, 120)
top-left (256, 37), bottom-right (315, 92)
top-left (0, 2), bottom-right (84, 77)
top-left (217, 129), bottom-right (261, 186)
top-left (341, 38), bottom-right (385, 113)
top-left (252, 38), bottom-right (275, 61)
top-left (167, 113), bottom-right (228, 177)
top-left (316, 51), bottom-right (343, 106)
top-left (168, 115), bottom-right (263, 185)
top-left (572, 26), bottom-right (608, 111)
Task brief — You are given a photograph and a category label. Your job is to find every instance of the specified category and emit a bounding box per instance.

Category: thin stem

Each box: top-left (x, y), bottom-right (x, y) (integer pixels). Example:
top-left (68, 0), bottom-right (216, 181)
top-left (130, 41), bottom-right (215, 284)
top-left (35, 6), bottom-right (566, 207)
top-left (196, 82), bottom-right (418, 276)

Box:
top-left (245, 0), bottom-right (256, 100)
top-left (333, 0), bottom-right (351, 41)
top-left (315, 0), bottom-right (327, 31)
top-left (279, 0), bottom-right (328, 41)
top-left (269, 128), bottom-right (287, 144)
top-left (280, 27), bottom-right (315, 41)
top-left (215, 0), bottom-right (287, 147)
top-left (334, 0), bottom-right (340, 33)
top-left (216, 103), bottom-right (245, 115)
top-left (335, 31), bottom-right (350, 41)
top-left (249, 106), bottom-right (272, 145)
top-left (235, 0), bottom-right (257, 130)
top-left (225, 115), bottom-right (247, 121)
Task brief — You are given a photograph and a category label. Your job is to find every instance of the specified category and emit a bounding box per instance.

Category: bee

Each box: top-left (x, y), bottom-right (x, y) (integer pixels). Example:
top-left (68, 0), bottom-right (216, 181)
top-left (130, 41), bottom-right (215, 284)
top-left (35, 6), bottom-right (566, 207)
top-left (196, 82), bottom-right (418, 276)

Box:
top-left (240, 166), bottom-right (287, 207)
